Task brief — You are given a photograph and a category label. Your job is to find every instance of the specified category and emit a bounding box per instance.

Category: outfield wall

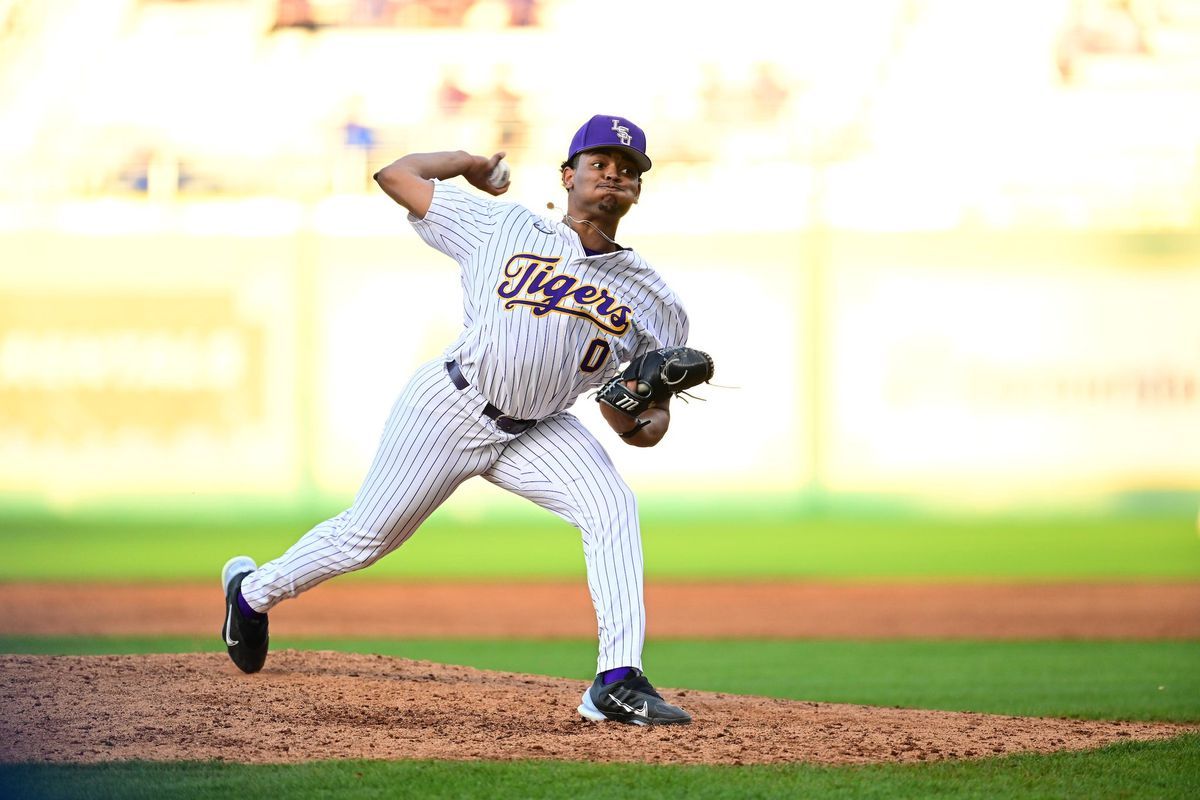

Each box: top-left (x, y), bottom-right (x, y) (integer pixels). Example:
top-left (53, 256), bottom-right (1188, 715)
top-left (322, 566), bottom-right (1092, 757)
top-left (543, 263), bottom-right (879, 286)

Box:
top-left (1, 201), bottom-right (1197, 514)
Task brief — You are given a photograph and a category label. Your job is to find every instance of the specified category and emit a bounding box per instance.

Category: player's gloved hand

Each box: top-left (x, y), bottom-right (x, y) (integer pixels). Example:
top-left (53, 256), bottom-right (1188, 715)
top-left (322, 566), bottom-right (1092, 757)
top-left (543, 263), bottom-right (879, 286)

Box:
top-left (597, 346), bottom-right (714, 417)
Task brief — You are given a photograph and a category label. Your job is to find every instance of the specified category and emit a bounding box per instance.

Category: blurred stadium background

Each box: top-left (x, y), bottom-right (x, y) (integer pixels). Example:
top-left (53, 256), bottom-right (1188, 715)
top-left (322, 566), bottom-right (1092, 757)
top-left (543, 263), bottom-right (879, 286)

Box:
top-left (2, 6), bottom-right (1199, 795)
top-left (1, 0), bottom-right (1198, 524)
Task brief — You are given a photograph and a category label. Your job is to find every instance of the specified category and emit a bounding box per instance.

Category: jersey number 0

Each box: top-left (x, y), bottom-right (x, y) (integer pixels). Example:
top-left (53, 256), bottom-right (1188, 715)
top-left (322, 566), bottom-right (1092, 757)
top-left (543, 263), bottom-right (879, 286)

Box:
top-left (579, 338), bottom-right (610, 373)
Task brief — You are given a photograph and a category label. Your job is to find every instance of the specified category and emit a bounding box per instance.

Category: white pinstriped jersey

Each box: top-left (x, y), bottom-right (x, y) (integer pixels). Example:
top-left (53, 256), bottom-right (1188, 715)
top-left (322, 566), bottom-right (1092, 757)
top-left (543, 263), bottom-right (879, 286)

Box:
top-left (238, 177), bottom-right (686, 677)
top-left (409, 181), bottom-right (689, 420)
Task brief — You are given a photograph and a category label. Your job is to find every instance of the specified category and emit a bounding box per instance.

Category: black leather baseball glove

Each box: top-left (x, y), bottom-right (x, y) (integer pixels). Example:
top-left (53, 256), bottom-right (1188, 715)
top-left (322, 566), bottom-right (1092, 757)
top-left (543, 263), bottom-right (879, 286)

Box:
top-left (597, 346), bottom-right (714, 417)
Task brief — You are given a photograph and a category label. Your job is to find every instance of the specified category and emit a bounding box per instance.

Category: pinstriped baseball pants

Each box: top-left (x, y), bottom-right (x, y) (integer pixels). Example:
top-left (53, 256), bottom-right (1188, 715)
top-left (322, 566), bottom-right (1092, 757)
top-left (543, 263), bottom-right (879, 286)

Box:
top-left (239, 358), bottom-right (645, 673)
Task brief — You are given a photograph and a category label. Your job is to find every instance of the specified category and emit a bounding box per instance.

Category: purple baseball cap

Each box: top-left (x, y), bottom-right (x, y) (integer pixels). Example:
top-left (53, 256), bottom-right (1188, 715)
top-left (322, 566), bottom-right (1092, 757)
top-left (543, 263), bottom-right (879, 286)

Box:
top-left (566, 114), bottom-right (652, 173)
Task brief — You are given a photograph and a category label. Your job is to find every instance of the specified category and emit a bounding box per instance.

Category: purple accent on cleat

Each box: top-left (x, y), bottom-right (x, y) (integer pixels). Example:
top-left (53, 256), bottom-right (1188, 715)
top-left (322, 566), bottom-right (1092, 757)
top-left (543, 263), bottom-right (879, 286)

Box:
top-left (601, 667), bottom-right (634, 684)
top-left (237, 590), bottom-right (265, 620)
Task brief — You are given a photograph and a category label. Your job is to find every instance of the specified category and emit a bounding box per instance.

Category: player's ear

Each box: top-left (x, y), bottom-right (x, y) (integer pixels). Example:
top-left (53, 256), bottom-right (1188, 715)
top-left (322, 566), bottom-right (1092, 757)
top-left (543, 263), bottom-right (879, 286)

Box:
top-left (632, 176), bottom-right (641, 204)
top-left (561, 166), bottom-right (574, 191)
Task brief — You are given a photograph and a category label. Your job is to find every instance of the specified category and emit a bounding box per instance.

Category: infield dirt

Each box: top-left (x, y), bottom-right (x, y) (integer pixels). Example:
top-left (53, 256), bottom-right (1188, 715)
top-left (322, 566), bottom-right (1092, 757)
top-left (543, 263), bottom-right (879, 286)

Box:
top-left (1, 650), bottom-right (1192, 766)
top-left (3, 580), bottom-right (1198, 638)
top-left (2, 580), bottom-right (1198, 765)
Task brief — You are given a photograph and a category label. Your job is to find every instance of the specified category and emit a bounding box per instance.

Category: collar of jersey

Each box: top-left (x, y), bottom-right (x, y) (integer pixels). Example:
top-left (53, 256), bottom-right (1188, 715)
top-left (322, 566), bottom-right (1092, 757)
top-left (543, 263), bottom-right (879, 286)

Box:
top-left (555, 219), bottom-right (632, 257)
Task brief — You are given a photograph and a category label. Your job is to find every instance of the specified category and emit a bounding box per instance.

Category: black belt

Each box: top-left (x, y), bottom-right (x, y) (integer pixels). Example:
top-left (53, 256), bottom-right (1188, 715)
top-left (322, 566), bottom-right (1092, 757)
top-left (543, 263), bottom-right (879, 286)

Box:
top-left (445, 361), bottom-right (537, 435)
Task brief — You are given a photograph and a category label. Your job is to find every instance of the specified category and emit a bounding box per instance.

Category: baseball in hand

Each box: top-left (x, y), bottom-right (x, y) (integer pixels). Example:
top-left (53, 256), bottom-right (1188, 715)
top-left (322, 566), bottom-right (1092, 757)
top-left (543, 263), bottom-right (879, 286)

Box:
top-left (488, 160), bottom-right (510, 189)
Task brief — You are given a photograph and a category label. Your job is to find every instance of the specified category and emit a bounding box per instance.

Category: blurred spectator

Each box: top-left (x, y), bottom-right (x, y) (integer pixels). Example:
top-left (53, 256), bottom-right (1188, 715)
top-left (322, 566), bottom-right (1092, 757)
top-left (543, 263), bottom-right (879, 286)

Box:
top-left (336, 98), bottom-right (377, 192)
top-left (485, 69), bottom-right (525, 153)
top-left (506, 0), bottom-right (538, 27)
top-left (750, 63), bottom-right (789, 123)
top-left (116, 147), bottom-right (195, 197)
top-left (348, 0), bottom-right (397, 26)
top-left (343, 115), bottom-right (376, 152)
top-left (1056, 0), bottom-right (1150, 83)
top-left (274, 0), bottom-right (318, 31)
top-left (325, 0), bottom-right (487, 28)
top-left (116, 148), bottom-right (155, 194)
top-left (423, 0), bottom-right (476, 27)
top-left (437, 69), bottom-right (471, 116)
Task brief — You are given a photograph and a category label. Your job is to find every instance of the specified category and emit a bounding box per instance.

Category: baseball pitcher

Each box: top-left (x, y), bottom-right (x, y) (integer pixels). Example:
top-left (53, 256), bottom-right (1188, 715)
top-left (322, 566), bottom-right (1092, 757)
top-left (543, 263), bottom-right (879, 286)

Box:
top-left (220, 114), bottom-right (713, 725)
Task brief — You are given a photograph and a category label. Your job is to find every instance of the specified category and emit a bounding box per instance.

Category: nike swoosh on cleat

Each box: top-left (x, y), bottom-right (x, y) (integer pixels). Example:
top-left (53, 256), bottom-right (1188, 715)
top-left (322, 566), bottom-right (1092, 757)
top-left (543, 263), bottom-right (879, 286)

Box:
top-left (608, 694), bottom-right (653, 722)
top-left (608, 693), bottom-right (635, 713)
top-left (224, 607), bottom-right (239, 647)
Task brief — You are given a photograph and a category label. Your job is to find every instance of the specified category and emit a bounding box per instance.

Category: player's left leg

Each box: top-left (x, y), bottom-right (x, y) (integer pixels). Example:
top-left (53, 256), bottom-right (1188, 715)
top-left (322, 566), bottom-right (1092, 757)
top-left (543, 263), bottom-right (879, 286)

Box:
top-left (482, 412), bottom-right (645, 674)
top-left (239, 358), bottom-right (503, 613)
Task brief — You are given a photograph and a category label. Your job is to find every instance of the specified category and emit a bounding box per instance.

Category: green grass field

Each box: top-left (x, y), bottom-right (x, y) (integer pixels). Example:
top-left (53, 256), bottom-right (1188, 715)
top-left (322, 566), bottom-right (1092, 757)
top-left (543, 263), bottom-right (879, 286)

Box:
top-left (3, 511), bottom-right (1198, 797)
top-left (3, 736), bottom-right (1199, 800)
top-left (4, 511), bottom-right (1199, 581)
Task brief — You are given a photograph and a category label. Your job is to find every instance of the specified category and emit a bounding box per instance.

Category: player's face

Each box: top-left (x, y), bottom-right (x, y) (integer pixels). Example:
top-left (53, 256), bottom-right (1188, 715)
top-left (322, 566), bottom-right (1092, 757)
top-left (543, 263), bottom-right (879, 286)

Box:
top-left (564, 148), bottom-right (642, 217)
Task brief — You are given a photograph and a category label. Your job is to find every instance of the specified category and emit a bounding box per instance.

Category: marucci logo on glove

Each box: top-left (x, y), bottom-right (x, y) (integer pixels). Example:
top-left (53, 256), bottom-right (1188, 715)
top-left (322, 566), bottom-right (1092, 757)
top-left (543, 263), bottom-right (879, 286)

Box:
top-left (496, 253), bottom-right (631, 335)
top-left (611, 394), bottom-right (640, 412)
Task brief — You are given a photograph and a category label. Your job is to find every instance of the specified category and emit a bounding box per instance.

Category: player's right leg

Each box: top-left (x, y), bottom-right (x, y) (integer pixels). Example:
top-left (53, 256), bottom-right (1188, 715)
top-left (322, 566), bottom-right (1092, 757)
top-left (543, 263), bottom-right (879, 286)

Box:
top-left (482, 412), bottom-right (646, 673)
top-left (482, 413), bottom-right (691, 724)
top-left (224, 359), bottom-right (502, 667)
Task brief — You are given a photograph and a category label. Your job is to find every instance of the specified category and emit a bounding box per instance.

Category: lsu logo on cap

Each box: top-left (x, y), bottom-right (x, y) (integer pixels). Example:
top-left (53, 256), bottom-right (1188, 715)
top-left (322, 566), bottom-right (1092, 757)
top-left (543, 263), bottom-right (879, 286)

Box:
top-left (611, 119), bottom-right (632, 147)
top-left (567, 114), bottom-right (652, 172)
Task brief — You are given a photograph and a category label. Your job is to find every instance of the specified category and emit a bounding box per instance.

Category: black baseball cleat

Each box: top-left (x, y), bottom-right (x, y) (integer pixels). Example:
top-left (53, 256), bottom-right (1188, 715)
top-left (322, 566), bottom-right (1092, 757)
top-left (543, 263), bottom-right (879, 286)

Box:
top-left (220, 556), bottom-right (269, 674)
top-left (577, 668), bottom-right (692, 726)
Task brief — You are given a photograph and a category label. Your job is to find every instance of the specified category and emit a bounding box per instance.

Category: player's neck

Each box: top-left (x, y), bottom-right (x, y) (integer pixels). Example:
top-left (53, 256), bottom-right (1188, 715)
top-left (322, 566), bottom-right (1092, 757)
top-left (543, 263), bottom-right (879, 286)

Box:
top-left (563, 214), bottom-right (621, 253)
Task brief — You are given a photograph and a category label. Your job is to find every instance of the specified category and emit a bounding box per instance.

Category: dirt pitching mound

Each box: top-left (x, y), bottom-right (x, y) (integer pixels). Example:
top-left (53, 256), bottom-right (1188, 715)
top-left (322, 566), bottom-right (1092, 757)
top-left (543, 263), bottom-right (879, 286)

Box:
top-left (0, 651), bottom-right (1189, 766)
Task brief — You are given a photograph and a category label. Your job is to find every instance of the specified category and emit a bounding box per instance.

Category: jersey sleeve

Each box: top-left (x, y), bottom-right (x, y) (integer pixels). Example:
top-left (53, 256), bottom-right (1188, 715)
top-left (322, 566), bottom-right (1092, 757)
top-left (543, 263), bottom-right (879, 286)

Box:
top-left (407, 181), bottom-right (497, 264)
top-left (630, 291), bottom-right (690, 360)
